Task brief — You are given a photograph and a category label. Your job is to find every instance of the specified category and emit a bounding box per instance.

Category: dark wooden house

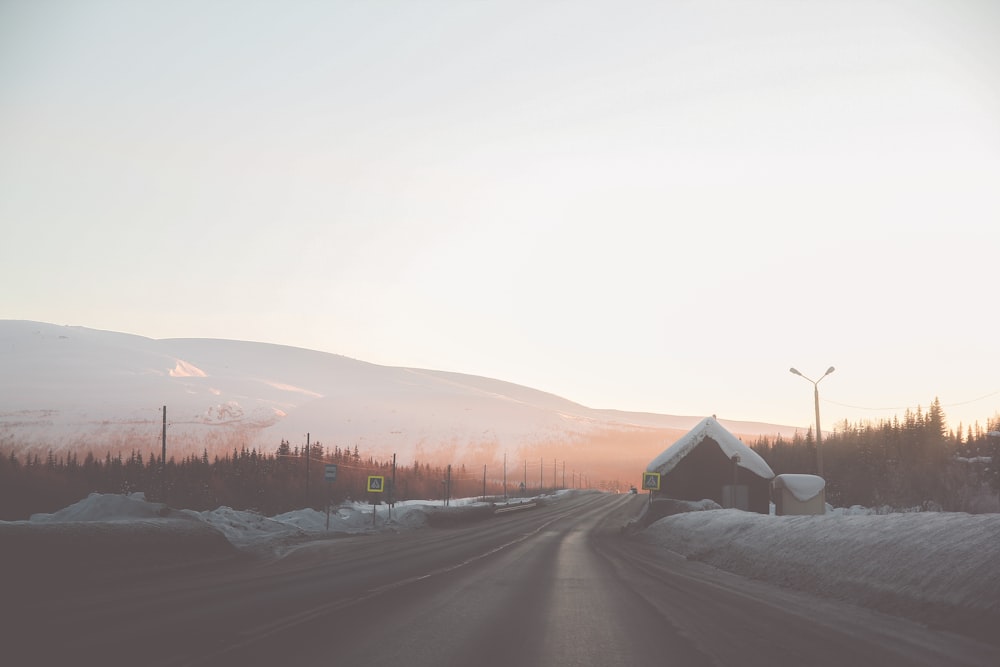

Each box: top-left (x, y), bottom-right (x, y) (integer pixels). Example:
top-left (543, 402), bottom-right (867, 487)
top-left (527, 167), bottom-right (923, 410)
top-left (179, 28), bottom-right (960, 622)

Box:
top-left (646, 416), bottom-right (775, 514)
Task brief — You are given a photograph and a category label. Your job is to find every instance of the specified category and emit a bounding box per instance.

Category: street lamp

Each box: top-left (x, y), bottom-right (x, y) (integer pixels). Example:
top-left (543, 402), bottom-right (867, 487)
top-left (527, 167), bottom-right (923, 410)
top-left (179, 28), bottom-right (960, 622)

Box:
top-left (789, 366), bottom-right (835, 477)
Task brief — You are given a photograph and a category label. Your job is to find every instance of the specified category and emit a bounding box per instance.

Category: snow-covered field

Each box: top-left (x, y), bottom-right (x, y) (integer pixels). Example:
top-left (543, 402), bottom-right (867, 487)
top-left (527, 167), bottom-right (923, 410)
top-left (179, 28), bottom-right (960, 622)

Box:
top-left (4, 491), bottom-right (999, 637)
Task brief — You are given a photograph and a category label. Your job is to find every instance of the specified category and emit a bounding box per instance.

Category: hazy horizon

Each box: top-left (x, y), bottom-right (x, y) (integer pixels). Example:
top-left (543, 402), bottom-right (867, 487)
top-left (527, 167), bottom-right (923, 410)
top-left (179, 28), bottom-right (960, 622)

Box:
top-left (2, 1), bottom-right (998, 432)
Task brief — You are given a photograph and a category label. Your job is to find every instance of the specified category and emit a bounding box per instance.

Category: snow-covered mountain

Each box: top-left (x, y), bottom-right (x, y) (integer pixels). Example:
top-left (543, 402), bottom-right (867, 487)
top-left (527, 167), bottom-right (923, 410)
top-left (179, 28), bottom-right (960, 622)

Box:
top-left (0, 321), bottom-right (794, 482)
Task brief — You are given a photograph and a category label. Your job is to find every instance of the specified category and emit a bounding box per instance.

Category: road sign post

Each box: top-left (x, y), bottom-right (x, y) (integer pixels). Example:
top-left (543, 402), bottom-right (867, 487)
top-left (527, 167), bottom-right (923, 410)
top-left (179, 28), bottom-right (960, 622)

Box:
top-left (367, 476), bottom-right (385, 526)
top-left (324, 465), bottom-right (338, 530)
top-left (642, 472), bottom-right (661, 491)
top-left (642, 471), bottom-right (661, 505)
top-left (390, 453), bottom-right (397, 519)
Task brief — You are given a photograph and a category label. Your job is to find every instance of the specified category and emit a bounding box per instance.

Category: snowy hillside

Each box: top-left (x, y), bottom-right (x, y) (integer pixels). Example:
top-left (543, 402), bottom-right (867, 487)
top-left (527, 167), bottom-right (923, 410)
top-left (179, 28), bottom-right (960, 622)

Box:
top-left (0, 321), bottom-right (793, 476)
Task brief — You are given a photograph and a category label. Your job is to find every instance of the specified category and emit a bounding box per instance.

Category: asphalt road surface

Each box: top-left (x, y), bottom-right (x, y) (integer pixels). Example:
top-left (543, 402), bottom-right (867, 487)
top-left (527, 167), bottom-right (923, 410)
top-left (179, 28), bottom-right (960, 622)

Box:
top-left (5, 492), bottom-right (999, 667)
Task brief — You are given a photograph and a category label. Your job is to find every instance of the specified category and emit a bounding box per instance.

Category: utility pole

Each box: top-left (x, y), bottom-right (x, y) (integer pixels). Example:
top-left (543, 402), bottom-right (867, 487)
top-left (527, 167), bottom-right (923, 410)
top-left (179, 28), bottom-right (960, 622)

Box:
top-left (391, 452), bottom-right (397, 518)
top-left (503, 452), bottom-right (507, 500)
top-left (446, 464), bottom-right (452, 506)
top-left (161, 406), bottom-right (167, 502)
top-left (305, 432), bottom-right (310, 506)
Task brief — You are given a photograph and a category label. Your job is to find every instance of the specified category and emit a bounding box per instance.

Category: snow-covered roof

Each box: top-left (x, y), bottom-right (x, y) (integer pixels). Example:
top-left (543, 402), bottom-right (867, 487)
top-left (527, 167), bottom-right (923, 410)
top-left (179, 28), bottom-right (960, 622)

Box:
top-left (773, 474), bottom-right (825, 501)
top-left (646, 416), bottom-right (775, 479)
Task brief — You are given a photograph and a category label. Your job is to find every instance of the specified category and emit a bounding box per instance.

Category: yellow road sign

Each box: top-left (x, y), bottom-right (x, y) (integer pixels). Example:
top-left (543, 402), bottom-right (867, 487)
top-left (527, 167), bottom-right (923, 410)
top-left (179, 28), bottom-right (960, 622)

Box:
top-left (642, 472), bottom-right (661, 491)
top-left (367, 475), bottom-right (385, 492)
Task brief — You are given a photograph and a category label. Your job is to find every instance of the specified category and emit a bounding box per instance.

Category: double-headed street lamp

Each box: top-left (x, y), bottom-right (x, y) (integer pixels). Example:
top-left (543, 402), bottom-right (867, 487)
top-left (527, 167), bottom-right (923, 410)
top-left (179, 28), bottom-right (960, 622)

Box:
top-left (789, 366), bottom-right (835, 478)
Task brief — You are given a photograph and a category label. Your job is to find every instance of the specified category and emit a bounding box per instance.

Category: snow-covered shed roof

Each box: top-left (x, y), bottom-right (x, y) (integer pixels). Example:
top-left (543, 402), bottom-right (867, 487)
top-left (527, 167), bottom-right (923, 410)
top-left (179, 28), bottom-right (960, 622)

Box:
top-left (647, 416), bottom-right (775, 480)
top-left (773, 474), bottom-right (825, 501)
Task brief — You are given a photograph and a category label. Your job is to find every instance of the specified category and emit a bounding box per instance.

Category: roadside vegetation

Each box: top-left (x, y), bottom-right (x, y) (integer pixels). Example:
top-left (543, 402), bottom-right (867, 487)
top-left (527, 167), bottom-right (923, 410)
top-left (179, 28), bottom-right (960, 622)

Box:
top-left (3, 398), bottom-right (997, 520)
top-left (0, 441), bottom-right (534, 521)
top-left (752, 398), bottom-right (999, 512)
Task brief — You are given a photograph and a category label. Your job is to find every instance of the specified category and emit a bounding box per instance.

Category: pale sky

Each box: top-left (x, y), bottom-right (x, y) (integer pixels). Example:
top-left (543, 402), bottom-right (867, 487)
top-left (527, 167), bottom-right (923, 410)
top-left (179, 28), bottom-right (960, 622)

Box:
top-left (2, 0), bottom-right (999, 433)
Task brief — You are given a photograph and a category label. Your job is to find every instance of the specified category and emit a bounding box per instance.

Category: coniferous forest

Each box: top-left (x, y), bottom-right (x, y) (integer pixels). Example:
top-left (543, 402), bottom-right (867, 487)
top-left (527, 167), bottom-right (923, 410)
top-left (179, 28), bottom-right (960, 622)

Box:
top-left (752, 399), bottom-right (1000, 512)
top-left (0, 440), bottom-right (533, 521)
top-left (2, 398), bottom-right (998, 520)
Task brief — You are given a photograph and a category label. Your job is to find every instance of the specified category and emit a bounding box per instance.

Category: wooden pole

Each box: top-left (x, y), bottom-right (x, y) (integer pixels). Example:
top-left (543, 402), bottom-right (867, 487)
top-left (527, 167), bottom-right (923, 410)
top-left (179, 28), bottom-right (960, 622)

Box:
top-left (161, 406), bottom-right (167, 501)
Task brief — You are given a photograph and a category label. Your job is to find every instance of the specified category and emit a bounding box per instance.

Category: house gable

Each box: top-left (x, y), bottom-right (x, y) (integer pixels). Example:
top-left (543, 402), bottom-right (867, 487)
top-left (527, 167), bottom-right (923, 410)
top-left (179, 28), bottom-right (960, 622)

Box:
top-left (646, 416), bottom-right (774, 514)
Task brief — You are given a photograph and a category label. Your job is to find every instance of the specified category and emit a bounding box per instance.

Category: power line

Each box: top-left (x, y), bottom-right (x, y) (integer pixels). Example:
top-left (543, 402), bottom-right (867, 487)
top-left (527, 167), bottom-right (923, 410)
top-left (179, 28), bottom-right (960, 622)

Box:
top-left (823, 389), bottom-right (1000, 413)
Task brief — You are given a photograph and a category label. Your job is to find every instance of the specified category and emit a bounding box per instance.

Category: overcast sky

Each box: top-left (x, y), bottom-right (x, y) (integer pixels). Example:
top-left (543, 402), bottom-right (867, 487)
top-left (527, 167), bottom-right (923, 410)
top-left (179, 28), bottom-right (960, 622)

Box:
top-left (2, 0), bottom-right (998, 432)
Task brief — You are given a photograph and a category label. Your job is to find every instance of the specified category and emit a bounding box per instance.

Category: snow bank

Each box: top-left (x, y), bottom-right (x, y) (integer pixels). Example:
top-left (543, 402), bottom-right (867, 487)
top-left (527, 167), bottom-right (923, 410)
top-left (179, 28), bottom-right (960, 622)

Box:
top-left (11, 490), bottom-right (1000, 639)
top-left (29, 492), bottom-right (169, 522)
top-left (184, 505), bottom-right (306, 548)
top-left (3, 492), bottom-right (504, 557)
top-left (639, 508), bottom-right (1000, 630)
top-left (636, 497), bottom-right (722, 528)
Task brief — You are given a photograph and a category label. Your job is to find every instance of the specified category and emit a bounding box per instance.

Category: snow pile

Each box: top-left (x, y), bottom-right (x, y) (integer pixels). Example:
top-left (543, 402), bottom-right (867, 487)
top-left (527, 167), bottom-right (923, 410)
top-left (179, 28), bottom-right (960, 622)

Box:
top-left (4, 492), bottom-right (499, 555)
top-left (28, 492), bottom-right (170, 522)
top-left (268, 501), bottom-right (442, 534)
top-left (828, 504), bottom-right (879, 515)
top-left (636, 497), bottom-right (723, 528)
top-left (773, 473), bottom-right (825, 501)
top-left (271, 507), bottom-right (344, 532)
top-left (639, 508), bottom-right (1000, 627)
top-left (678, 498), bottom-right (722, 512)
top-left (187, 505), bottom-right (306, 548)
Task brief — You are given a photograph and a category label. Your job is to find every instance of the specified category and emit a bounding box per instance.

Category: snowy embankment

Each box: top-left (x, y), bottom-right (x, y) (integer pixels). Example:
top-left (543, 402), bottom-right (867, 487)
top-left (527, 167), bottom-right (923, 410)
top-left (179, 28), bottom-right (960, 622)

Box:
top-left (0, 492), bottom-right (518, 600)
top-left (6, 491), bottom-right (540, 543)
top-left (4, 491), bottom-right (1000, 640)
top-left (638, 504), bottom-right (1000, 637)
top-left (0, 491), bottom-right (513, 578)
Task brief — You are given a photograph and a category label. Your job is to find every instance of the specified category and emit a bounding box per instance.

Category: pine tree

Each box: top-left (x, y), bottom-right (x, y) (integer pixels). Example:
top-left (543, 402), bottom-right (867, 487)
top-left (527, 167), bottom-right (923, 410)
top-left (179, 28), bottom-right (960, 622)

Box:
top-left (927, 397), bottom-right (947, 441)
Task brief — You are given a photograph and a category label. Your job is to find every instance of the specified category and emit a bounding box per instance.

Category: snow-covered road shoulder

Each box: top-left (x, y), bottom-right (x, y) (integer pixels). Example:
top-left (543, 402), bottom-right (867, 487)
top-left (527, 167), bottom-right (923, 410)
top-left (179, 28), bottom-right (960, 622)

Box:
top-left (638, 508), bottom-right (1000, 639)
top-left (0, 491), bottom-right (569, 570)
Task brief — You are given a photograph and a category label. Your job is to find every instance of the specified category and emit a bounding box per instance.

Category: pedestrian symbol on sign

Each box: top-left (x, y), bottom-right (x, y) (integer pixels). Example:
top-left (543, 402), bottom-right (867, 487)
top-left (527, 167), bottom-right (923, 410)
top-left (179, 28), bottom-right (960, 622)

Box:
top-left (642, 472), bottom-right (661, 491)
top-left (367, 476), bottom-right (385, 492)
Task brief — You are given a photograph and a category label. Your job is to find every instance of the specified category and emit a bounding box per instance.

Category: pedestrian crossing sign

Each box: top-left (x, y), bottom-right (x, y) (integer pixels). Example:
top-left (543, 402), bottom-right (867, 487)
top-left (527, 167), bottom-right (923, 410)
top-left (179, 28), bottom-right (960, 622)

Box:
top-left (367, 476), bottom-right (385, 492)
top-left (642, 472), bottom-right (661, 491)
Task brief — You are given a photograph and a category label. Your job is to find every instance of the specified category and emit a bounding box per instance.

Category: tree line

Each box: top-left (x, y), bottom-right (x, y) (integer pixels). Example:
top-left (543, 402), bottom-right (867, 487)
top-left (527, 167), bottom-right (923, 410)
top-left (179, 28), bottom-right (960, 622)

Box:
top-left (0, 440), bottom-right (549, 521)
top-left (751, 398), bottom-right (1000, 512)
top-left (4, 398), bottom-right (996, 519)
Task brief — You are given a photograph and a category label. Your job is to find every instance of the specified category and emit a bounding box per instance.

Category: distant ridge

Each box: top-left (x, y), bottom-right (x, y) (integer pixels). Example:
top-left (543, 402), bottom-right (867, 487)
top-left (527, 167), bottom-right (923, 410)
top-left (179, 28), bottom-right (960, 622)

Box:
top-left (0, 320), bottom-right (797, 485)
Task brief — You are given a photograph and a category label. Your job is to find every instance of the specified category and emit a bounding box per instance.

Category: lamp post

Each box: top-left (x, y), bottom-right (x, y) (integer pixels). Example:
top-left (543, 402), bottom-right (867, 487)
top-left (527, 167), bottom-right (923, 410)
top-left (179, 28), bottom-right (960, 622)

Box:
top-left (789, 366), bottom-right (835, 477)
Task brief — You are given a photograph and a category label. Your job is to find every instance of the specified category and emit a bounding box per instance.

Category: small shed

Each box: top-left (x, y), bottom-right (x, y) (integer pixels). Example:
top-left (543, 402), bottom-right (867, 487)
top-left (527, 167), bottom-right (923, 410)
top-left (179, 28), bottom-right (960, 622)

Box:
top-left (646, 416), bottom-right (775, 514)
top-left (772, 474), bottom-right (826, 516)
